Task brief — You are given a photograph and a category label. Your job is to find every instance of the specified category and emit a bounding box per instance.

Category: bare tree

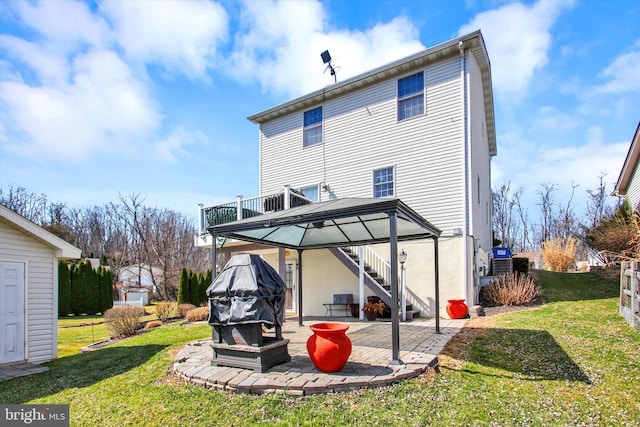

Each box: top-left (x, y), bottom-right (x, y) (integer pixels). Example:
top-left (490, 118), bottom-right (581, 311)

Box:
top-left (512, 190), bottom-right (531, 251)
top-left (584, 172), bottom-right (614, 229)
top-left (553, 182), bottom-right (579, 239)
top-left (0, 185), bottom-right (48, 223)
top-left (536, 183), bottom-right (557, 246)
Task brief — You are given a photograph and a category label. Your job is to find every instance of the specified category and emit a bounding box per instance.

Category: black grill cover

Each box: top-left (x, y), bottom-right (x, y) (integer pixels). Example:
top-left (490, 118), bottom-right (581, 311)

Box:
top-left (206, 254), bottom-right (285, 327)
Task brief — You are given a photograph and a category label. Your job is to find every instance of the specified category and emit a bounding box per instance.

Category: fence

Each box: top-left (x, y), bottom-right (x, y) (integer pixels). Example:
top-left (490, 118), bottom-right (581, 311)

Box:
top-left (620, 261), bottom-right (640, 327)
top-left (112, 300), bottom-right (144, 308)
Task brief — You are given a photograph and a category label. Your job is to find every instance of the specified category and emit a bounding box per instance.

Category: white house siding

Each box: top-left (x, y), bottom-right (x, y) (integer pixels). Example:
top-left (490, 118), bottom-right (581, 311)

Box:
top-left (468, 52), bottom-right (493, 251)
top-left (0, 219), bottom-right (57, 362)
top-left (260, 55), bottom-right (466, 235)
top-left (626, 166), bottom-right (640, 210)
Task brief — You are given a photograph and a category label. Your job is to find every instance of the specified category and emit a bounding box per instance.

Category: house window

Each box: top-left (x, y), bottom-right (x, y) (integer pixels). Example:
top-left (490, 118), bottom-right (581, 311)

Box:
top-left (303, 106), bottom-right (322, 147)
top-left (373, 167), bottom-right (394, 198)
top-left (300, 185), bottom-right (319, 202)
top-left (397, 71), bottom-right (424, 121)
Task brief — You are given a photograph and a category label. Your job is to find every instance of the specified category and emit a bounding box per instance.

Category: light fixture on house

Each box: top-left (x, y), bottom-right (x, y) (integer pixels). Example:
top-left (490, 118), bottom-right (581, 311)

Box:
top-left (321, 182), bottom-right (330, 192)
top-left (399, 249), bottom-right (407, 265)
top-left (399, 249), bottom-right (407, 322)
top-left (321, 50), bottom-right (337, 84)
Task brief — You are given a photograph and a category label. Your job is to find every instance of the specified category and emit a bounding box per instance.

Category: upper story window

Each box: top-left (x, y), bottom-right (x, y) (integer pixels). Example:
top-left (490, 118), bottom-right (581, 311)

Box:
top-left (303, 106), bottom-right (322, 147)
top-left (373, 167), bottom-right (394, 198)
top-left (397, 71), bottom-right (424, 121)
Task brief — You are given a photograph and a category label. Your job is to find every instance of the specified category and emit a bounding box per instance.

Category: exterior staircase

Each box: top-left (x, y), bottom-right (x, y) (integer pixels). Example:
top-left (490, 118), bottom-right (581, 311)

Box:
top-left (329, 247), bottom-right (420, 321)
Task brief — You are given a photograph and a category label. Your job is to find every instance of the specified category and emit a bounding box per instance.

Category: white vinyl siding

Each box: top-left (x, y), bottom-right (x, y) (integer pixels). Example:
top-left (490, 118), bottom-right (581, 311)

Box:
top-left (467, 51), bottom-right (493, 250)
top-left (0, 218), bottom-right (57, 363)
top-left (260, 56), bottom-right (466, 233)
top-left (626, 167), bottom-right (640, 210)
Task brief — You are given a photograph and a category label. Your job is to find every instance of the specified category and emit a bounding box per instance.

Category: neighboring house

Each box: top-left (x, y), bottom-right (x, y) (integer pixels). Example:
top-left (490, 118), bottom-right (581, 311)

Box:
top-left (613, 122), bottom-right (640, 210)
top-left (116, 263), bottom-right (162, 304)
top-left (197, 31), bottom-right (496, 318)
top-left (0, 204), bottom-right (81, 364)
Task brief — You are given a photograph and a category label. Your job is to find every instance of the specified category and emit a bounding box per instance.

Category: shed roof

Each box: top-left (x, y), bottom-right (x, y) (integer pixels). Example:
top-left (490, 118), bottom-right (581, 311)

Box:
top-left (0, 204), bottom-right (82, 259)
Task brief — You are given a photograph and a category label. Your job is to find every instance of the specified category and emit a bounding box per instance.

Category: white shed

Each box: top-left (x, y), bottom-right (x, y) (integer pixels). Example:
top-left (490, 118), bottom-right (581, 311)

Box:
top-left (0, 205), bottom-right (81, 364)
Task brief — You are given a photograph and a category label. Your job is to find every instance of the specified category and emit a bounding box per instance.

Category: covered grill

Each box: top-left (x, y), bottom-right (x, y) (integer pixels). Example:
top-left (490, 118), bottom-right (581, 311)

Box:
top-left (206, 254), bottom-right (290, 372)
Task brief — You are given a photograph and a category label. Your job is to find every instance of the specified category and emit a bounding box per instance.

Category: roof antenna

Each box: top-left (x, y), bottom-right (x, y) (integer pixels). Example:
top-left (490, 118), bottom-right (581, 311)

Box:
top-left (321, 50), bottom-right (337, 84)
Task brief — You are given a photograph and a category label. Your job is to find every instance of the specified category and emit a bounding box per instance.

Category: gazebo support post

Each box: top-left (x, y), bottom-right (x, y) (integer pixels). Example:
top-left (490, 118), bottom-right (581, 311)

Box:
top-left (297, 249), bottom-right (304, 327)
top-left (433, 236), bottom-right (440, 334)
top-left (211, 234), bottom-right (217, 279)
top-left (389, 212), bottom-right (403, 365)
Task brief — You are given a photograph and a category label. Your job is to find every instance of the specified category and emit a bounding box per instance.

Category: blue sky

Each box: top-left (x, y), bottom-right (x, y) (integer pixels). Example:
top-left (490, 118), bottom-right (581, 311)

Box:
top-left (1, 0), bottom-right (639, 223)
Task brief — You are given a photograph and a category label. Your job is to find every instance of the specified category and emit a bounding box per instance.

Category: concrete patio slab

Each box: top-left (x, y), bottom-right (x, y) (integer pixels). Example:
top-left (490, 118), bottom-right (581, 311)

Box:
top-left (0, 362), bottom-right (49, 382)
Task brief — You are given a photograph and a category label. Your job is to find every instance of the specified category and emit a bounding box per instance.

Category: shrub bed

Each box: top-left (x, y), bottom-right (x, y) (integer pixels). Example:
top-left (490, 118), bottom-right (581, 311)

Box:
top-left (177, 303), bottom-right (196, 318)
top-left (185, 306), bottom-right (209, 322)
top-left (104, 306), bottom-right (143, 337)
top-left (154, 302), bottom-right (176, 322)
top-left (481, 272), bottom-right (540, 306)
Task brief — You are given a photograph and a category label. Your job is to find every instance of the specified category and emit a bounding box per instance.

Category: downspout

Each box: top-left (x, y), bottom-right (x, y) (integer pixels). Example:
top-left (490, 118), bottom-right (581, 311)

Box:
top-left (460, 40), bottom-right (471, 306)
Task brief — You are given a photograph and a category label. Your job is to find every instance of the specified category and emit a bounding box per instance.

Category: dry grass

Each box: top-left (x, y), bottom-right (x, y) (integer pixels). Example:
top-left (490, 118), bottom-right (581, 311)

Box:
top-left (481, 272), bottom-right (540, 306)
top-left (185, 306), bottom-right (209, 322)
top-left (542, 236), bottom-right (577, 271)
top-left (144, 320), bottom-right (163, 329)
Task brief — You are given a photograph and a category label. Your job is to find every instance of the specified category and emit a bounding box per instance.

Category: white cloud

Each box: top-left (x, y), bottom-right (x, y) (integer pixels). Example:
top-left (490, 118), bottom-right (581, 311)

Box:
top-left (101, 0), bottom-right (228, 81)
top-left (1, 49), bottom-right (161, 160)
top-left (156, 127), bottom-right (210, 162)
top-left (13, 0), bottom-right (110, 52)
top-left (495, 126), bottom-right (628, 215)
top-left (596, 39), bottom-right (640, 94)
top-left (534, 106), bottom-right (580, 134)
top-left (0, 0), bottom-right (227, 163)
top-left (458, 0), bottom-right (574, 96)
top-left (228, 0), bottom-right (424, 98)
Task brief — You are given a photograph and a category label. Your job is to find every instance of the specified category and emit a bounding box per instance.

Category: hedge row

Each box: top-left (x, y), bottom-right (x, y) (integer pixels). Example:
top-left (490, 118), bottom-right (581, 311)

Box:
top-left (59, 260), bottom-right (113, 316)
top-left (177, 268), bottom-right (212, 307)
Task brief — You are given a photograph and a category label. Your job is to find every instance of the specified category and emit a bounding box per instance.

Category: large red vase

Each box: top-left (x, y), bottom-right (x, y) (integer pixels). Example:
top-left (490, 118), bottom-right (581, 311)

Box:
top-left (446, 299), bottom-right (468, 319)
top-left (306, 323), bottom-right (352, 372)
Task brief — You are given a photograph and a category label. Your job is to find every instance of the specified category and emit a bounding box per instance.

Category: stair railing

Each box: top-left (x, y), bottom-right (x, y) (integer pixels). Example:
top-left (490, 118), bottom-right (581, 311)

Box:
top-left (343, 245), bottom-right (391, 286)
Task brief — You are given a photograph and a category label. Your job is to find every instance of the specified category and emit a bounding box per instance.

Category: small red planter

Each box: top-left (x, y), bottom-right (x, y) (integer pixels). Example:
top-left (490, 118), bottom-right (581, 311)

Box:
top-left (446, 299), bottom-right (468, 319)
top-left (306, 323), bottom-right (352, 372)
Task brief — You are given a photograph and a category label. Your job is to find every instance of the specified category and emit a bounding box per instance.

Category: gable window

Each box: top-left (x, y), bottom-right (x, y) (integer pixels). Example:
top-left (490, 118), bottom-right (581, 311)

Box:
top-left (303, 106), bottom-right (322, 147)
top-left (373, 167), bottom-right (394, 198)
top-left (397, 71), bottom-right (424, 121)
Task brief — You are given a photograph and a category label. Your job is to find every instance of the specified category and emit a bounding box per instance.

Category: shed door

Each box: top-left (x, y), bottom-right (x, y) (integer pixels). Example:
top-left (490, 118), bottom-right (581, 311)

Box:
top-left (0, 262), bottom-right (25, 363)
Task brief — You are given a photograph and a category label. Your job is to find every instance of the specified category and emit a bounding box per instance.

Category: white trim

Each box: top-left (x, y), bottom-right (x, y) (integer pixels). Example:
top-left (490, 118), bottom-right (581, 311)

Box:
top-left (52, 256), bottom-right (58, 359)
top-left (0, 205), bottom-right (81, 259)
top-left (372, 166), bottom-right (396, 198)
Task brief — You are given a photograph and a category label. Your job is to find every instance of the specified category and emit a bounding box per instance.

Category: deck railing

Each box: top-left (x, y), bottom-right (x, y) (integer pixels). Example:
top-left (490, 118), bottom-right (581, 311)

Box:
top-left (197, 186), bottom-right (314, 235)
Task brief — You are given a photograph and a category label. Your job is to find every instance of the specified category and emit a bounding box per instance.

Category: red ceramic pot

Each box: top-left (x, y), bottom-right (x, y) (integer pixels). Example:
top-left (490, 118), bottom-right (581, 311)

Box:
top-left (306, 323), bottom-right (352, 372)
top-left (446, 299), bottom-right (468, 319)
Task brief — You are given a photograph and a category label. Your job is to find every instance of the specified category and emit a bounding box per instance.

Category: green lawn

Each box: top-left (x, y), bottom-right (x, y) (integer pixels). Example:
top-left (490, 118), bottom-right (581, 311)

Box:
top-left (1, 271), bottom-right (638, 426)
